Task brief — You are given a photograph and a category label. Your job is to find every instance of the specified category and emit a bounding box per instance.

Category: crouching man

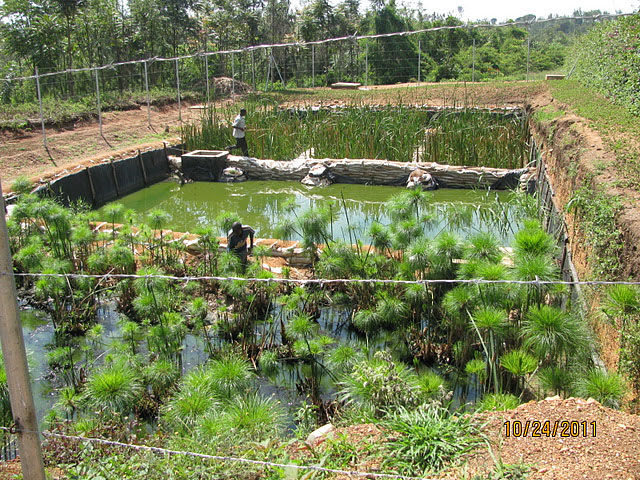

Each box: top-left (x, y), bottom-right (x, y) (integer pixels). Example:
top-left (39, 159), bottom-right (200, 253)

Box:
top-left (227, 221), bottom-right (255, 272)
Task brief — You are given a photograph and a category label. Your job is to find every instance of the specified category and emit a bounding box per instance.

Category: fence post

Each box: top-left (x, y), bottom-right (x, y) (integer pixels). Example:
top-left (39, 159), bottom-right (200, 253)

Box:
top-left (365, 43), bottom-right (368, 87)
top-left (472, 38), bottom-right (476, 82)
top-left (205, 55), bottom-right (210, 106)
top-left (265, 48), bottom-right (272, 91)
top-left (143, 61), bottom-right (152, 128)
top-left (231, 52), bottom-right (235, 96)
top-left (0, 179), bottom-right (47, 480)
top-left (175, 58), bottom-right (182, 124)
top-left (251, 50), bottom-right (256, 91)
top-left (94, 68), bottom-right (103, 138)
top-left (312, 45), bottom-right (315, 88)
top-left (417, 40), bottom-right (421, 83)
top-left (526, 35), bottom-right (531, 82)
top-left (35, 68), bottom-right (48, 151)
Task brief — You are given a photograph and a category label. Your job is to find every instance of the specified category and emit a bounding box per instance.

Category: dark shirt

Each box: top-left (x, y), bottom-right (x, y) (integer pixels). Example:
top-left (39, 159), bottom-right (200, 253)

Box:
top-left (227, 226), bottom-right (255, 254)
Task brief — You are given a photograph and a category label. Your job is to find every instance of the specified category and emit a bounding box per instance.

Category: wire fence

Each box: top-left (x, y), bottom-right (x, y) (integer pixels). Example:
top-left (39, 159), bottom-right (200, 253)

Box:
top-left (1, 12), bottom-right (633, 153)
top-left (0, 426), bottom-right (439, 480)
top-left (6, 270), bottom-right (640, 287)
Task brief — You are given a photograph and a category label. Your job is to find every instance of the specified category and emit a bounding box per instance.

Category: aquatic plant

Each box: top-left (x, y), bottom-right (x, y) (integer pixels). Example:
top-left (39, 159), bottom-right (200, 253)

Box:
top-left (338, 351), bottom-right (423, 416)
top-left (183, 103), bottom-right (529, 168)
top-left (521, 306), bottom-right (589, 366)
top-left (538, 366), bottom-right (574, 397)
top-left (82, 363), bottom-right (143, 416)
top-left (196, 393), bottom-right (285, 444)
top-left (477, 392), bottom-right (520, 411)
top-left (208, 352), bottom-right (254, 399)
top-left (500, 349), bottom-right (537, 394)
top-left (575, 369), bottom-right (625, 409)
top-left (162, 386), bottom-right (219, 432)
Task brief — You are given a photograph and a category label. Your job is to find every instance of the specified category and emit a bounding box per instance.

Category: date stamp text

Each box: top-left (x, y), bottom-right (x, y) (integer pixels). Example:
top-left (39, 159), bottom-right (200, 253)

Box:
top-left (504, 420), bottom-right (597, 437)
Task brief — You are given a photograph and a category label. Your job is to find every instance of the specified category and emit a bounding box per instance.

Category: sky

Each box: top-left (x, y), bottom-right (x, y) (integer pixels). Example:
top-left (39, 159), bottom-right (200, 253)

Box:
top-left (339, 0), bottom-right (639, 22)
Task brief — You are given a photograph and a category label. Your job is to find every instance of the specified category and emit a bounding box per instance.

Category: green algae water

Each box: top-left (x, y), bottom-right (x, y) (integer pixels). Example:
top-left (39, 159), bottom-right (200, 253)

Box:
top-left (101, 181), bottom-right (519, 242)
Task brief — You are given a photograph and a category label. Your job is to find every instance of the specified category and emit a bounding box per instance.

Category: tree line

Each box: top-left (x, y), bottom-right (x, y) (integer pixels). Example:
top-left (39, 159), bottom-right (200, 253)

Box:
top-left (0, 0), bottom-right (607, 102)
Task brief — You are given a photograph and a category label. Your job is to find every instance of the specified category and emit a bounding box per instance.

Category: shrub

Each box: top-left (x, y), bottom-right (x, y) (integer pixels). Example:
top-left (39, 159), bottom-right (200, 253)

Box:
top-left (383, 405), bottom-right (482, 474)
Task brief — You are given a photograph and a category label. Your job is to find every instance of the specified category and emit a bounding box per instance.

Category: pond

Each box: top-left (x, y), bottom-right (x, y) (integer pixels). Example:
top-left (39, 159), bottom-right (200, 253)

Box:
top-left (99, 181), bottom-right (520, 243)
top-left (22, 299), bottom-right (480, 428)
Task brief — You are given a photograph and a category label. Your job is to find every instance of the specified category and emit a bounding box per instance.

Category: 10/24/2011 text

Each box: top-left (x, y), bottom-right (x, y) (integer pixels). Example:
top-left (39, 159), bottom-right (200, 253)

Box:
top-left (504, 420), bottom-right (597, 437)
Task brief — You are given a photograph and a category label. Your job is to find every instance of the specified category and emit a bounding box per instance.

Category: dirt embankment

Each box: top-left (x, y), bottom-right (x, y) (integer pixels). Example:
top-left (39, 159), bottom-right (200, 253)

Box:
top-left (527, 98), bottom-right (640, 372)
top-left (291, 397), bottom-right (640, 480)
top-left (462, 396), bottom-right (640, 480)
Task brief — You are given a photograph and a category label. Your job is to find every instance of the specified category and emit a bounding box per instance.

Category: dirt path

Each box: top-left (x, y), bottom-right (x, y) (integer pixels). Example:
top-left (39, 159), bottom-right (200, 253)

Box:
top-left (0, 103), bottom-right (201, 192)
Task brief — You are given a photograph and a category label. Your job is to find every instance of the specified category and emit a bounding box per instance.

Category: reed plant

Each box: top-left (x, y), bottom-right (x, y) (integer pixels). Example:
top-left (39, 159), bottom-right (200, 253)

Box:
top-left (183, 103), bottom-right (529, 168)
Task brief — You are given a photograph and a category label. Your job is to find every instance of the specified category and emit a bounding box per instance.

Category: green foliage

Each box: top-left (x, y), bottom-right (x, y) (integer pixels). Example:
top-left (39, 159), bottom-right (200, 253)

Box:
top-left (184, 104), bottom-right (529, 168)
top-left (338, 351), bottom-right (422, 415)
top-left (82, 363), bottom-right (143, 416)
top-left (570, 15), bottom-right (640, 116)
top-left (163, 386), bottom-right (219, 432)
top-left (199, 392), bottom-right (285, 442)
top-left (538, 366), bottom-right (574, 397)
top-left (0, 354), bottom-right (11, 427)
top-left (575, 369), bottom-right (625, 409)
top-left (603, 284), bottom-right (640, 317)
top-left (567, 179), bottom-right (623, 279)
top-left (383, 405), bottom-right (482, 474)
top-left (10, 175), bottom-right (32, 194)
top-left (522, 305), bottom-right (589, 365)
top-left (477, 392), bottom-right (520, 411)
top-left (500, 349), bottom-right (537, 391)
top-left (208, 352), bottom-right (255, 398)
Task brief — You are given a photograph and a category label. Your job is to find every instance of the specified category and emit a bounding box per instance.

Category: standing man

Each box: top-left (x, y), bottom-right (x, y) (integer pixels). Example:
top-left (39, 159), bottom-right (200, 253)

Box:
top-left (227, 108), bottom-right (249, 156)
top-left (227, 221), bottom-right (255, 271)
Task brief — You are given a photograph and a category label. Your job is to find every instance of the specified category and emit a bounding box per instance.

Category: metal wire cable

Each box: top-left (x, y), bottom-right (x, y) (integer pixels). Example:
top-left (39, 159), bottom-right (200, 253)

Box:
top-left (3, 270), bottom-right (640, 287)
top-left (0, 426), bottom-right (438, 480)
top-left (5, 13), bottom-right (634, 83)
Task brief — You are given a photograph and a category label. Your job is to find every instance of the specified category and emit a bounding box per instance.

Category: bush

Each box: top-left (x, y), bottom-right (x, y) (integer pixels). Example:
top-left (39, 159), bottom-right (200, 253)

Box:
top-left (570, 15), bottom-right (640, 115)
top-left (383, 405), bottom-right (482, 474)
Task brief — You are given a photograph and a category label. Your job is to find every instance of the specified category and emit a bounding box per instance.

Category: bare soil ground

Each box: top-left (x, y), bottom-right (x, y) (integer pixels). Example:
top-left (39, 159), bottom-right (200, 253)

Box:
top-left (460, 397), bottom-right (640, 480)
top-left (289, 398), bottom-right (640, 480)
top-left (0, 101), bottom-right (205, 193)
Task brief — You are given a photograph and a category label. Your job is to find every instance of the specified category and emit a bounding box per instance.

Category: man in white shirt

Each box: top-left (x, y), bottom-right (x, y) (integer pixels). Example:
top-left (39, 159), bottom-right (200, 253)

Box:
top-left (226, 108), bottom-right (249, 156)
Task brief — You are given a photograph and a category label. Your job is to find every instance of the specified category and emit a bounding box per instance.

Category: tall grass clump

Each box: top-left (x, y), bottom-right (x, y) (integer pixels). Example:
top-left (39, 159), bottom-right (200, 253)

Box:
top-left (383, 405), bottom-right (482, 475)
top-left (423, 109), bottom-right (529, 169)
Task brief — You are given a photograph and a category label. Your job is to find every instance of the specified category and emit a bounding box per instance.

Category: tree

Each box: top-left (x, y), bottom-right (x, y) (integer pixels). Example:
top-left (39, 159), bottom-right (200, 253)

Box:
top-left (51, 0), bottom-right (85, 95)
top-left (370, 3), bottom-right (417, 84)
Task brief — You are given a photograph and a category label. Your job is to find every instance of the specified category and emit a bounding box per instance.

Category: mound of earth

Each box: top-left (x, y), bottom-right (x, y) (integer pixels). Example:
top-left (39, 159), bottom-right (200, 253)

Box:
top-left (203, 76), bottom-right (252, 96)
top-left (461, 396), bottom-right (640, 480)
top-left (297, 397), bottom-right (640, 480)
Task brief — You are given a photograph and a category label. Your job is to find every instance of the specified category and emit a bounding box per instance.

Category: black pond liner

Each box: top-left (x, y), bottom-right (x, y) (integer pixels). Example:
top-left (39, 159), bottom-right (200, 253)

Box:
top-left (36, 146), bottom-right (172, 208)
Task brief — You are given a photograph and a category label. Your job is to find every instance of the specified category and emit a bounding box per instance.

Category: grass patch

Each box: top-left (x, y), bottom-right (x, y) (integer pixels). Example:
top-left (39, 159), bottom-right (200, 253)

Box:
top-left (567, 177), bottom-right (624, 279)
top-left (382, 405), bottom-right (483, 475)
top-left (533, 104), bottom-right (566, 123)
top-left (550, 80), bottom-right (640, 187)
top-left (0, 87), bottom-right (202, 130)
